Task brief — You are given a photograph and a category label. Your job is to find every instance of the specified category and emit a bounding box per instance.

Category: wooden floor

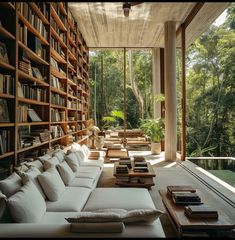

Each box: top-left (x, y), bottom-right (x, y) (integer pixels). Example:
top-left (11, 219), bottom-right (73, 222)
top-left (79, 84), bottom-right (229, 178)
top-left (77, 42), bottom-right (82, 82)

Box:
top-left (97, 151), bottom-right (235, 238)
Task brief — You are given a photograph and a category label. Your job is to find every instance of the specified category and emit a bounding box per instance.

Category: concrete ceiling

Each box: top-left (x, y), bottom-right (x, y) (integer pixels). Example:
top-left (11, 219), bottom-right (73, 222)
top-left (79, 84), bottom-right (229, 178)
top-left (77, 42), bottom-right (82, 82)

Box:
top-left (68, 2), bottom-right (230, 49)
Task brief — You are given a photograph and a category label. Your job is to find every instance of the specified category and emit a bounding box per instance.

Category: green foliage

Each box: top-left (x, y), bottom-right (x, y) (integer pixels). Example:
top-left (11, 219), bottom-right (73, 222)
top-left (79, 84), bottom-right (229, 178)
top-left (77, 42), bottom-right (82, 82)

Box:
top-left (102, 110), bottom-right (124, 130)
top-left (139, 118), bottom-right (164, 143)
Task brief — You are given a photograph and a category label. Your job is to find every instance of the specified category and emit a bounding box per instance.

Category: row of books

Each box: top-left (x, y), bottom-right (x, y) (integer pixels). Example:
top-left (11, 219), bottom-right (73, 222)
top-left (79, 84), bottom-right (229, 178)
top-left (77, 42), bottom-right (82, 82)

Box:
top-left (51, 75), bottom-right (65, 92)
top-left (116, 165), bottom-right (129, 174)
top-left (51, 57), bottom-right (66, 76)
top-left (68, 100), bottom-right (77, 109)
top-left (68, 28), bottom-right (76, 43)
top-left (51, 17), bottom-right (67, 44)
top-left (51, 37), bottom-right (66, 59)
top-left (68, 44), bottom-right (76, 56)
top-left (51, 108), bottom-right (65, 122)
top-left (28, 34), bottom-right (47, 60)
top-left (18, 104), bottom-right (42, 122)
top-left (0, 130), bottom-right (11, 154)
top-left (35, 2), bottom-right (49, 22)
top-left (51, 125), bottom-right (64, 139)
top-left (51, 93), bottom-right (65, 106)
top-left (18, 2), bottom-right (48, 40)
top-left (0, 74), bottom-right (14, 95)
top-left (51, 3), bottom-right (67, 26)
top-left (18, 83), bottom-right (47, 102)
top-left (68, 72), bottom-right (77, 84)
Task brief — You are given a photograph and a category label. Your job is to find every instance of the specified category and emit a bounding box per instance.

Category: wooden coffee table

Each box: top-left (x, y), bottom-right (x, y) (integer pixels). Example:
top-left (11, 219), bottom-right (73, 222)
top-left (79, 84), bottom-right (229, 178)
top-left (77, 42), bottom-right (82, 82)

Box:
top-left (105, 147), bottom-right (129, 162)
top-left (159, 189), bottom-right (235, 237)
top-left (114, 161), bottom-right (156, 189)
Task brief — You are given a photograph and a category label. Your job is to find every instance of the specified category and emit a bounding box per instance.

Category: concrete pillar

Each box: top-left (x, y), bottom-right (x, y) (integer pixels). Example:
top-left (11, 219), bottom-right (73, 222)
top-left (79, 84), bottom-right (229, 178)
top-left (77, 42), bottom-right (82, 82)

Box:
top-left (164, 21), bottom-right (177, 161)
top-left (152, 48), bottom-right (161, 119)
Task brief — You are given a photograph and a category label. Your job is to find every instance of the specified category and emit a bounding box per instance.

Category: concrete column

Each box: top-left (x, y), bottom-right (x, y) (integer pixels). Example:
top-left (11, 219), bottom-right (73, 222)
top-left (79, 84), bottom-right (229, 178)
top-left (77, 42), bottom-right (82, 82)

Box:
top-left (152, 48), bottom-right (161, 119)
top-left (164, 21), bottom-right (177, 161)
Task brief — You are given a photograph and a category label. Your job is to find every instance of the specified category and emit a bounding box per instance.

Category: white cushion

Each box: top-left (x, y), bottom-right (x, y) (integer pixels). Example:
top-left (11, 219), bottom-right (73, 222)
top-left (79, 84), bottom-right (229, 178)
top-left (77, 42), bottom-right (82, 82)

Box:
top-left (69, 178), bottom-right (94, 189)
top-left (38, 168), bottom-right (65, 201)
top-left (20, 167), bottom-right (46, 199)
top-left (80, 161), bottom-right (103, 169)
top-left (75, 149), bottom-right (87, 162)
top-left (43, 157), bottom-right (60, 170)
top-left (84, 188), bottom-right (156, 211)
top-left (0, 172), bottom-right (22, 198)
top-left (25, 160), bottom-right (44, 173)
top-left (7, 181), bottom-right (46, 223)
top-left (0, 190), bottom-right (7, 219)
top-left (65, 153), bottom-right (80, 172)
top-left (38, 154), bottom-right (52, 162)
top-left (46, 187), bottom-right (91, 212)
top-left (81, 144), bottom-right (90, 157)
top-left (53, 150), bottom-right (65, 163)
top-left (65, 209), bottom-right (163, 223)
top-left (76, 167), bottom-right (100, 175)
top-left (57, 161), bottom-right (75, 185)
top-left (40, 212), bottom-right (78, 223)
top-left (71, 142), bottom-right (81, 151)
top-left (75, 171), bottom-right (98, 179)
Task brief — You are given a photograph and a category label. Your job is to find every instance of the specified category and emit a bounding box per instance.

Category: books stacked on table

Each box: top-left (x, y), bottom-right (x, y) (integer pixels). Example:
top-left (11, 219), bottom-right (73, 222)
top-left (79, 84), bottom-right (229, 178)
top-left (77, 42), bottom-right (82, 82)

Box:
top-left (172, 192), bottom-right (201, 205)
top-left (116, 165), bottom-right (128, 174)
top-left (133, 156), bottom-right (145, 162)
top-left (116, 176), bottom-right (129, 184)
top-left (134, 161), bottom-right (148, 168)
top-left (184, 205), bottom-right (218, 219)
top-left (133, 166), bottom-right (149, 172)
top-left (167, 185), bottom-right (202, 205)
top-left (119, 158), bottom-right (132, 169)
top-left (129, 177), bottom-right (139, 184)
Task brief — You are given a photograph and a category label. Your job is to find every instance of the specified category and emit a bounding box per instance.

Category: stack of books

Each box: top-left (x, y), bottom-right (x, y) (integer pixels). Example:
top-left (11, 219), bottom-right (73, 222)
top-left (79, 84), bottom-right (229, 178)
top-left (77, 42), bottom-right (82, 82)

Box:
top-left (185, 205), bottom-right (218, 219)
top-left (167, 185), bottom-right (196, 196)
top-left (133, 156), bottom-right (145, 162)
top-left (116, 165), bottom-right (129, 174)
top-left (119, 158), bottom-right (132, 169)
top-left (172, 192), bottom-right (201, 205)
top-left (134, 161), bottom-right (148, 168)
top-left (133, 166), bottom-right (149, 172)
top-left (19, 57), bottom-right (32, 75)
top-left (116, 176), bottom-right (129, 184)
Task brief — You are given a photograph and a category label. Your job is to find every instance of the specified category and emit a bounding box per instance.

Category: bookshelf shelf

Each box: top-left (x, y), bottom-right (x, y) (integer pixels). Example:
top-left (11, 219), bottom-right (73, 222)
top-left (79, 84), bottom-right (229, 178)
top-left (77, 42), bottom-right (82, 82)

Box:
top-left (0, 151), bottom-right (14, 160)
top-left (50, 5), bottom-right (67, 32)
top-left (51, 48), bottom-right (67, 64)
top-left (17, 122), bottom-right (49, 126)
top-left (0, 93), bottom-right (15, 99)
top-left (0, 61), bottom-right (15, 71)
top-left (18, 13), bottom-right (49, 46)
top-left (28, 3), bottom-right (50, 25)
top-left (18, 97), bottom-right (49, 105)
top-left (50, 27), bottom-right (67, 49)
top-left (0, 2), bottom-right (89, 172)
top-left (18, 70), bottom-right (49, 87)
top-left (18, 41), bottom-right (49, 65)
top-left (0, 26), bottom-right (15, 40)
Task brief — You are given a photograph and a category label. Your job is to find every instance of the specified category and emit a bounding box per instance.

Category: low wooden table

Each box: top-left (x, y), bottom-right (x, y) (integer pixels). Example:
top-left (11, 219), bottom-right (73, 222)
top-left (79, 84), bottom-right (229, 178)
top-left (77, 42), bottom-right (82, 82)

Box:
top-left (114, 161), bottom-right (156, 189)
top-left (159, 189), bottom-right (235, 237)
top-left (105, 147), bottom-right (129, 162)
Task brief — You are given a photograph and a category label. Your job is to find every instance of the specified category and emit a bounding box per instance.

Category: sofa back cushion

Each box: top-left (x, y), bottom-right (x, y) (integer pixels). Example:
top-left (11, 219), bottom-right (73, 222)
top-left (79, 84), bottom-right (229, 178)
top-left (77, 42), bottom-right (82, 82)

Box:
top-left (0, 172), bottom-right (22, 198)
top-left (7, 181), bottom-right (46, 223)
top-left (65, 152), bottom-right (80, 172)
top-left (0, 190), bottom-right (7, 220)
top-left (43, 156), bottom-right (60, 170)
top-left (53, 150), bottom-right (65, 163)
top-left (81, 144), bottom-right (90, 157)
top-left (75, 149), bottom-right (87, 163)
top-left (71, 142), bottom-right (81, 151)
top-left (57, 161), bottom-right (75, 185)
top-left (25, 160), bottom-right (44, 173)
top-left (20, 167), bottom-right (46, 199)
top-left (38, 167), bottom-right (65, 201)
top-left (37, 154), bottom-right (52, 162)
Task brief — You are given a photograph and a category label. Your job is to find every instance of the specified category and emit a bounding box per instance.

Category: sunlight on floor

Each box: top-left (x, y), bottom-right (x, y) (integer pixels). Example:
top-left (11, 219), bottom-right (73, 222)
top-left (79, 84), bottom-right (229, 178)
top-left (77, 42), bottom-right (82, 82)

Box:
top-left (163, 162), bottom-right (177, 168)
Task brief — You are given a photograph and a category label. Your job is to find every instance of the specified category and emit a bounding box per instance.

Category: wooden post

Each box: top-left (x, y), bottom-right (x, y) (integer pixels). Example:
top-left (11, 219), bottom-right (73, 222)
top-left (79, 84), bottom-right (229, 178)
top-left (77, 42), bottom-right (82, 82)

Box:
top-left (181, 24), bottom-right (186, 161)
top-left (164, 21), bottom-right (177, 161)
top-left (123, 48), bottom-right (127, 147)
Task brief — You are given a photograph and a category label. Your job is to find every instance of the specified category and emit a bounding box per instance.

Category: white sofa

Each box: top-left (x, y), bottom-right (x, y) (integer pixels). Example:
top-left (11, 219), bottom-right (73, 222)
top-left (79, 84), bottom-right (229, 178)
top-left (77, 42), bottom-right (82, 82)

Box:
top-left (0, 143), bottom-right (165, 238)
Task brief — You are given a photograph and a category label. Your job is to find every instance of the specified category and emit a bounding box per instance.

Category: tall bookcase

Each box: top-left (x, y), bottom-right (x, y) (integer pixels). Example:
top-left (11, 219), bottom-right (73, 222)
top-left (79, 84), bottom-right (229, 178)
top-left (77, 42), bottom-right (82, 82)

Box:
top-left (0, 2), bottom-right (89, 179)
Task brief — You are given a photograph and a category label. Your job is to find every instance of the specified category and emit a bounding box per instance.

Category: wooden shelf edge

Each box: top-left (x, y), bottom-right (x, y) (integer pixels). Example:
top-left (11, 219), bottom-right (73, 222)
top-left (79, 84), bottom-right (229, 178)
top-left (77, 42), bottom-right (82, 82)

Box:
top-left (0, 151), bottom-right (14, 159)
top-left (17, 141), bottom-right (49, 153)
top-left (18, 97), bottom-right (49, 105)
top-left (0, 26), bottom-right (15, 40)
top-left (18, 70), bottom-right (49, 86)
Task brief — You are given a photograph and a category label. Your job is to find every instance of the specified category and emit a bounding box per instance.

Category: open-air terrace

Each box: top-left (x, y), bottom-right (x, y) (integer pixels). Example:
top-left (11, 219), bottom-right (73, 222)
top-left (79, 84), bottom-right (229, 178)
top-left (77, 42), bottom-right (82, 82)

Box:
top-left (0, 1), bottom-right (234, 238)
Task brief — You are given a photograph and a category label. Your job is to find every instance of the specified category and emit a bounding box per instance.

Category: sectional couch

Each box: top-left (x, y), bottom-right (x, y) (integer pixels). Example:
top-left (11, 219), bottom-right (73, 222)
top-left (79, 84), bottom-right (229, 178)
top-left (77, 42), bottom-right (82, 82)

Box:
top-left (0, 143), bottom-right (166, 238)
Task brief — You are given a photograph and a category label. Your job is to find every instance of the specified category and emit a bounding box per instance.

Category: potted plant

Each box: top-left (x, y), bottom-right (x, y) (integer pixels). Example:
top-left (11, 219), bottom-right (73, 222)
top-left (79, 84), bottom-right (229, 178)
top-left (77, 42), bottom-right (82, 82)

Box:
top-left (139, 118), bottom-right (164, 154)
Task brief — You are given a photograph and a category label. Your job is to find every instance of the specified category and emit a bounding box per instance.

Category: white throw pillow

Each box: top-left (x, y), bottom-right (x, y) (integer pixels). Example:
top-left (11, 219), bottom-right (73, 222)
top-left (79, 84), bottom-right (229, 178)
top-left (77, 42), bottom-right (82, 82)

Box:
top-left (0, 190), bottom-right (7, 219)
top-left (65, 208), bottom-right (163, 224)
top-left (7, 181), bottom-right (46, 223)
top-left (38, 167), bottom-right (65, 201)
top-left (37, 154), bottom-right (52, 162)
top-left (71, 142), bottom-right (81, 151)
top-left (82, 144), bottom-right (90, 157)
top-left (25, 160), bottom-right (44, 173)
top-left (53, 150), bottom-right (65, 163)
top-left (0, 172), bottom-right (22, 198)
top-left (57, 161), bottom-right (76, 185)
top-left (65, 153), bottom-right (80, 172)
top-left (20, 167), bottom-right (46, 199)
top-left (43, 156), bottom-right (60, 170)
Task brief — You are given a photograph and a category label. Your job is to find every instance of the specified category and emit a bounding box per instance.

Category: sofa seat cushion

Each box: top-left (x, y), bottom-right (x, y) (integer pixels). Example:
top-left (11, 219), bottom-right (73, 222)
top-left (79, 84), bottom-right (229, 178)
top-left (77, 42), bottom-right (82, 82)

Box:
top-left (77, 166), bottom-right (100, 172)
top-left (46, 187), bottom-right (91, 212)
top-left (83, 188), bottom-right (156, 211)
top-left (80, 159), bottom-right (103, 168)
top-left (39, 212), bottom-right (78, 224)
top-left (69, 178), bottom-right (94, 189)
top-left (75, 171), bottom-right (98, 179)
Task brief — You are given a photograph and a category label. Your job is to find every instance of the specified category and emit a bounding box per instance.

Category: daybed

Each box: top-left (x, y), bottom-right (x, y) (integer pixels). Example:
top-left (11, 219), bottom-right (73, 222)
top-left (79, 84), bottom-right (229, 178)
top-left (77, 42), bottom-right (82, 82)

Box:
top-left (0, 143), bottom-right (165, 238)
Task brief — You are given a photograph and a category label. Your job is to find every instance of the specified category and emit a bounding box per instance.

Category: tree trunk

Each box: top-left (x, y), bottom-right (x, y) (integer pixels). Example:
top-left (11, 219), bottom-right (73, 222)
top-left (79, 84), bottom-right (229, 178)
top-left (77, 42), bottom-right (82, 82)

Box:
top-left (128, 50), bottom-right (144, 119)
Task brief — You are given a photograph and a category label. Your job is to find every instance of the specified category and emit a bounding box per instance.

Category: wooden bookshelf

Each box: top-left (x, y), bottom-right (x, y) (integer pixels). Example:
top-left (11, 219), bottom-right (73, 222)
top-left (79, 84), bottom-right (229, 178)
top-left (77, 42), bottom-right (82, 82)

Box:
top-left (0, 2), bottom-right (89, 172)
